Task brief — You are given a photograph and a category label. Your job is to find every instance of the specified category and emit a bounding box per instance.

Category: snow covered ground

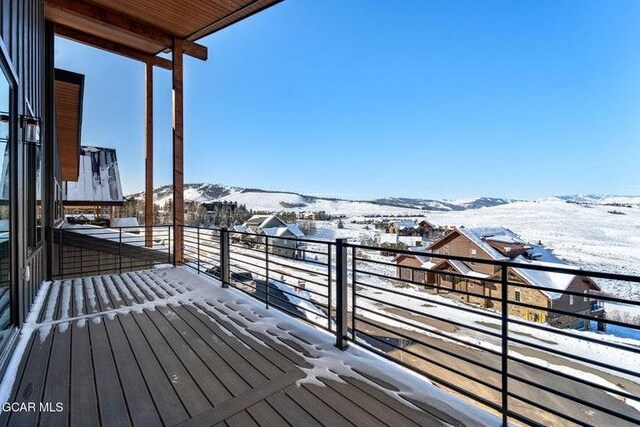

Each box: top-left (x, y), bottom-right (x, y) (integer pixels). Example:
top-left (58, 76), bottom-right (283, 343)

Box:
top-left (218, 190), bottom-right (426, 216)
top-left (309, 199), bottom-right (640, 300)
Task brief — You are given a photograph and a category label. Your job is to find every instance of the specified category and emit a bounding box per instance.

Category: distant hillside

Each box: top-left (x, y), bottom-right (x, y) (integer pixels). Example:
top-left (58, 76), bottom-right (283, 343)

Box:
top-left (127, 183), bottom-right (640, 217)
top-left (127, 183), bottom-right (518, 216)
top-left (128, 183), bottom-right (237, 205)
top-left (373, 196), bottom-right (515, 211)
top-left (556, 194), bottom-right (640, 208)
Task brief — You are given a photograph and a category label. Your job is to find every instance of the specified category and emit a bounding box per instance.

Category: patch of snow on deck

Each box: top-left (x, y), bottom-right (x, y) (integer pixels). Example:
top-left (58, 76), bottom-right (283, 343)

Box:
top-left (0, 281), bottom-right (51, 406)
top-left (166, 267), bottom-right (499, 427)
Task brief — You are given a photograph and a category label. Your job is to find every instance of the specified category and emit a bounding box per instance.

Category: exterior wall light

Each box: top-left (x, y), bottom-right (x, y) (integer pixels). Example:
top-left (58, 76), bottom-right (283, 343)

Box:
top-left (21, 115), bottom-right (40, 144)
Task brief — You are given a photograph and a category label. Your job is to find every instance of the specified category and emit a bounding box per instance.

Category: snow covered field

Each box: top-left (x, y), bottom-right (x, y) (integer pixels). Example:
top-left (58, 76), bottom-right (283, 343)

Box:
top-left (219, 190), bottom-right (426, 216)
top-left (309, 198), bottom-right (640, 300)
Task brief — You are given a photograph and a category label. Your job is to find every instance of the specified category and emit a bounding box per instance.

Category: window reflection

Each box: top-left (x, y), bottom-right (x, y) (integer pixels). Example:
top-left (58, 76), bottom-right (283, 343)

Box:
top-left (0, 66), bottom-right (11, 346)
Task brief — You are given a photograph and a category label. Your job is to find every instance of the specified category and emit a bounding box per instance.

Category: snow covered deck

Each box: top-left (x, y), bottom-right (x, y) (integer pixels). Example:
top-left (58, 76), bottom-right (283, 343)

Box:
top-left (0, 267), bottom-right (495, 426)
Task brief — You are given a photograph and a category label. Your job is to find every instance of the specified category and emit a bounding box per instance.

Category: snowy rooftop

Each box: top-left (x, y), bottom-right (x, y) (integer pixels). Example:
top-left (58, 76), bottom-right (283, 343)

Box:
top-left (63, 146), bottom-right (124, 204)
top-left (447, 259), bottom-right (491, 279)
top-left (407, 246), bottom-right (433, 264)
top-left (457, 226), bottom-right (524, 261)
top-left (513, 253), bottom-right (583, 300)
top-left (0, 267), bottom-right (496, 426)
top-left (392, 219), bottom-right (417, 229)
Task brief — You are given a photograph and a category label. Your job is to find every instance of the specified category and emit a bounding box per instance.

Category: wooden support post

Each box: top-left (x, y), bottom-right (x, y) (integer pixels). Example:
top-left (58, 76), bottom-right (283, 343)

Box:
top-left (172, 39), bottom-right (184, 264)
top-left (145, 62), bottom-right (154, 247)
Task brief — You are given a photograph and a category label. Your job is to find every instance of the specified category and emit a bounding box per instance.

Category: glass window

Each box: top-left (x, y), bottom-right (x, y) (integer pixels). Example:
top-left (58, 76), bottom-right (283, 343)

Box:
top-left (26, 121), bottom-right (42, 248)
top-left (0, 64), bottom-right (12, 348)
top-left (514, 289), bottom-right (521, 302)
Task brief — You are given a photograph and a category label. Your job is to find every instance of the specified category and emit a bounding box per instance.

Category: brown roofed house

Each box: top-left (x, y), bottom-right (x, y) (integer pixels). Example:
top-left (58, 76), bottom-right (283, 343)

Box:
top-left (395, 226), bottom-right (604, 330)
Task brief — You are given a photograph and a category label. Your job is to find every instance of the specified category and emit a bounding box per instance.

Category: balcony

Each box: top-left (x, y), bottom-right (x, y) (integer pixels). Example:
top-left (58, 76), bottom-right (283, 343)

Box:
top-left (10, 224), bottom-right (639, 426)
top-left (3, 266), bottom-right (488, 426)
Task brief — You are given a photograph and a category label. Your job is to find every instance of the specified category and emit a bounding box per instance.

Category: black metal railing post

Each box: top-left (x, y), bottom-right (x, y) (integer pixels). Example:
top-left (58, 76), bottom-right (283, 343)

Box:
top-left (335, 238), bottom-right (348, 350)
top-left (265, 236), bottom-right (270, 309)
top-left (118, 227), bottom-right (123, 274)
top-left (351, 246), bottom-right (356, 340)
top-left (501, 264), bottom-right (509, 426)
top-left (327, 244), bottom-right (332, 330)
top-left (220, 228), bottom-right (230, 287)
top-left (197, 227), bottom-right (201, 274)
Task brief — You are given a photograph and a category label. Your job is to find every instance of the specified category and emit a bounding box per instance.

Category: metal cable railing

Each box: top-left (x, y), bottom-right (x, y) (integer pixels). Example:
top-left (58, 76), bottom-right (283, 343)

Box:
top-left (55, 223), bottom-right (640, 426)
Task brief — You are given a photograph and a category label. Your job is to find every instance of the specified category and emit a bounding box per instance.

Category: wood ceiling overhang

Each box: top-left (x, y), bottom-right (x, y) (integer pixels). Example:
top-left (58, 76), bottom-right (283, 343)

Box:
top-left (55, 68), bottom-right (84, 182)
top-left (45, 0), bottom-right (283, 67)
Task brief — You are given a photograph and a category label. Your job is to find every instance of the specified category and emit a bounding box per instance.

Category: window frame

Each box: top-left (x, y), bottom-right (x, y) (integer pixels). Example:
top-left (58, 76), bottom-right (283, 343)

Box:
top-left (0, 38), bottom-right (20, 360)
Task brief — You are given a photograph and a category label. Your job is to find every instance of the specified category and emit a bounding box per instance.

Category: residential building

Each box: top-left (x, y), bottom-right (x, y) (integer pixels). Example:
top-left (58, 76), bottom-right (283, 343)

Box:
top-left (387, 218), bottom-right (438, 239)
top-left (243, 214), bottom-right (306, 258)
top-left (387, 219), bottom-right (418, 235)
top-left (244, 214), bottom-right (288, 232)
top-left (395, 227), bottom-right (605, 330)
top-left (417, 219), bottom-right (437, 238)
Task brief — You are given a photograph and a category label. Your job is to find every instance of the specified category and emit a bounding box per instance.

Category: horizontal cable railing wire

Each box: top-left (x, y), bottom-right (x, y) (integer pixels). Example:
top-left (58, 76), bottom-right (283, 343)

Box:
top-left (55, 225), bottom-right (172, 279)
top-left (179, 226), bottom-right (335, 332)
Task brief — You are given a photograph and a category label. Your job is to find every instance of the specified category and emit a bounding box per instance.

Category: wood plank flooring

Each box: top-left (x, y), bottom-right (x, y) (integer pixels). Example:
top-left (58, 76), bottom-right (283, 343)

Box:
top-left (1, 268), bottom-right (454, 427)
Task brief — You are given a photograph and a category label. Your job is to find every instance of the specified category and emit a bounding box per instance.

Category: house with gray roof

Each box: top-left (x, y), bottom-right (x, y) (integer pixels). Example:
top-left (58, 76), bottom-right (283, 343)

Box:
top-left (242, 215), bottom-right (306, 258)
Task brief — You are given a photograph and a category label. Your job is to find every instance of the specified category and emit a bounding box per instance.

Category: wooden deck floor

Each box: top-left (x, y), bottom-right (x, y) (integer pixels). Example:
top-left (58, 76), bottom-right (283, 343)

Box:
top-left (1, 267), bottom-right (480, 427)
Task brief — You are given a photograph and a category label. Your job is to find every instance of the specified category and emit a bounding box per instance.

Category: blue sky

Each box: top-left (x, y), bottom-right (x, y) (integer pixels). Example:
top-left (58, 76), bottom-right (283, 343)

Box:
top-left (55, 0), bottom-right (640, 200)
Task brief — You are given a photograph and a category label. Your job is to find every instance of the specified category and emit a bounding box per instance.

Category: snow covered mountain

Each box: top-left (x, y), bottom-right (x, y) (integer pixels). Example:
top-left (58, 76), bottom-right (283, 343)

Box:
top-left (127, 183), bottom-right (519, 215)
top-left (373, 196), bottom-right (515, 211)
top-left (128, 183), bottom-right (237, 206)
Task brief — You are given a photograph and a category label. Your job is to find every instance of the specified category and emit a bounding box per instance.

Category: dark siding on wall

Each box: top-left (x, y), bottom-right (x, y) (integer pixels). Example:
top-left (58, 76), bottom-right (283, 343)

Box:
top-left (0, 0), bottom-right (47, 323)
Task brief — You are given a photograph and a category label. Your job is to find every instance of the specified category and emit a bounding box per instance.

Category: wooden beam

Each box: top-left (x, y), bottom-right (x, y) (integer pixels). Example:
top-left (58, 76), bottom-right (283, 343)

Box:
top-left (55, 24), bottom-right (172, 70)
top-left (46, 0), bottom-right (208, 60)
top-left (145, 62), bottom-right (154, 247)
top-left (172, 38), bottom-right (184, 264)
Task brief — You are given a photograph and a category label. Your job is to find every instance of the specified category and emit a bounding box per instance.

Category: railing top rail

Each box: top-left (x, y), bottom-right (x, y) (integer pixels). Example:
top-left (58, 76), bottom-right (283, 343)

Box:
top-left (181, 224), bottom-right (336, 246)
top-left (58, 224), bottom-right (172, 230)
top-left (347, 242), bottom-right (640, 284)
top-left (59, 222), bottom-right (640, 285)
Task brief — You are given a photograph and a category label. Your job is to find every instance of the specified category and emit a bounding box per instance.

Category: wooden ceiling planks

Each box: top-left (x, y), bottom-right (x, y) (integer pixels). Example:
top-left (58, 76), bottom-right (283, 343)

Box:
top-left (45, 0), bottom-right (282, 65)
top-left (55, 69), bottom-right (85, 182)
top-left (188, 0), bottom-right (281, 41)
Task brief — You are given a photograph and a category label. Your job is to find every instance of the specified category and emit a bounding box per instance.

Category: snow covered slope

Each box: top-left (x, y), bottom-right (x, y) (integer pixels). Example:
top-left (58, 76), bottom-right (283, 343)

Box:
top-left (128, 183), bottom-right (237, 206)
top-left (217, 189), bottom-right (427, 216)
top-left (373, 196), bottom-right (515, 211)
top-left (128, 183), bottom-right (519, 215)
